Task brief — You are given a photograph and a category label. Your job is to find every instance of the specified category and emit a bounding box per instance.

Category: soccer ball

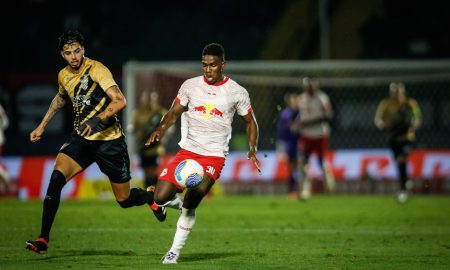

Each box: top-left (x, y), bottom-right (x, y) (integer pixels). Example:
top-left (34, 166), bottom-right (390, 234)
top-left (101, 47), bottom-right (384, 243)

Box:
top-left (174, 159), bottom-right (204, 188)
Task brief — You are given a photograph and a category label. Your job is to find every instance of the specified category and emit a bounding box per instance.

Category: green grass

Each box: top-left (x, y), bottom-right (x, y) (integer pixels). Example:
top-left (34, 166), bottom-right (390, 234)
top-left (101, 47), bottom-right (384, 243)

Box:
top-left (1, 195), bottom-right (450, 269)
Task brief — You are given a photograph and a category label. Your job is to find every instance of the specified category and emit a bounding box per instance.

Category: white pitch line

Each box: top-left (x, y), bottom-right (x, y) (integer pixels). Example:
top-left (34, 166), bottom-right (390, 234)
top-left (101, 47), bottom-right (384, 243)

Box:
top-left (2, 227), bottom-right (449, 235)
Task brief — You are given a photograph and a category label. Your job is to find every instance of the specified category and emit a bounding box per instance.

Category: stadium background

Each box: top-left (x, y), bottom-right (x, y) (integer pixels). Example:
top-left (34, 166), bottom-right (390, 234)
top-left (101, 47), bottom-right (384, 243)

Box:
top-left (1, 0), bottom-right (450, 198)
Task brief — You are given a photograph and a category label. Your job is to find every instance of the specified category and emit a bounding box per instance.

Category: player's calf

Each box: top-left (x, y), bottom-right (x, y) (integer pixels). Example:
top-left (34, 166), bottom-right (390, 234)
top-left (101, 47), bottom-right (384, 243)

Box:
top-left (147, 187), bottom-right (167, 222)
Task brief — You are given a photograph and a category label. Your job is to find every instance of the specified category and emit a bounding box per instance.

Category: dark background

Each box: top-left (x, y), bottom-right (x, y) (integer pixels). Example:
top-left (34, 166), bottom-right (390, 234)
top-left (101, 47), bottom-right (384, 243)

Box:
top-left (3, 0), bottom-right (450, 72)
top-left (1, 0), bottom-right (450, 155)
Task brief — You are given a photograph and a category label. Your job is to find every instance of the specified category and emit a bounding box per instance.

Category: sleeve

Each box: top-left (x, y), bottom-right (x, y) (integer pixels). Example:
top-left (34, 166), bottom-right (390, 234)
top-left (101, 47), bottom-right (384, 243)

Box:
top-left (90, 62), bottom-right (117, 91)
top-left (176, 80), bottom-right (190, 106)
top-left (236, 87), bottom-right (252, 116)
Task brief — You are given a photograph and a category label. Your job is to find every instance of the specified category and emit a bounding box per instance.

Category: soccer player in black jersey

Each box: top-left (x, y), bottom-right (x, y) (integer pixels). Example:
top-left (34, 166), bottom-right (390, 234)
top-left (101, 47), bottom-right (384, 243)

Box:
top-left (26, 30), bottom-right (165, 254)
top-left (374, 82), bottom-right (421, 203)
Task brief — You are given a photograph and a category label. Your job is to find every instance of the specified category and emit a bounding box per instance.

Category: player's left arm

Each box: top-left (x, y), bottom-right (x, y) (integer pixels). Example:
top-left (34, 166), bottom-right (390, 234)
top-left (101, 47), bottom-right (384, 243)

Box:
top-left (79, 85), bottom-right (126, 137)
top-left (374, 100), bottom-right (387, 130)
top-left (322, 93), bottom-right (333, 121)
top-left (410, 99), bottom-right (422, 130)
top-left (241, 111), bottom-right (261, 174)
top-left (98, 85), bottom-right (126, 120)
top-left (0, 104), bottom-right (8, 130)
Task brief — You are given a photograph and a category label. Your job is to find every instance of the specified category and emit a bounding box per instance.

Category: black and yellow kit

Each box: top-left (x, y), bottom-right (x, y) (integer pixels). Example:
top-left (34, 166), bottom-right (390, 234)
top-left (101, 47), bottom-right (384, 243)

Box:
top-left (376, 97), bottom-right (421, 142)
top-left (58, 57), bottom-right (123, 141)
top-left (57, 57), bottom-right (130, 182)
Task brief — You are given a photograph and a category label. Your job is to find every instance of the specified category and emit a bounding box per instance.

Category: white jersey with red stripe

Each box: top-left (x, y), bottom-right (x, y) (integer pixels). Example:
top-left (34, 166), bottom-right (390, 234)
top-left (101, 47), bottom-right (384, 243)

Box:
top-left (175, 75), bottom-right (252, 157)
top-left (298, 90), bottom-right (332, 138)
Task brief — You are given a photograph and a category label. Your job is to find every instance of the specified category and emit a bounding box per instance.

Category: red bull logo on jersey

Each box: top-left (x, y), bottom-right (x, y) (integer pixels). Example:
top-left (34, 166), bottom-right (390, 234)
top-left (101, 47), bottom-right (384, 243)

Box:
top-left (194, 103), bottom-right (223, 118)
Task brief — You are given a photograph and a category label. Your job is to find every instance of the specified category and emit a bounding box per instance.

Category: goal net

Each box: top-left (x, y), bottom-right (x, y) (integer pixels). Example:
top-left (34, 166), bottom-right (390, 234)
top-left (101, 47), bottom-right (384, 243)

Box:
top-left (123, 60), bottom-right (450, 158)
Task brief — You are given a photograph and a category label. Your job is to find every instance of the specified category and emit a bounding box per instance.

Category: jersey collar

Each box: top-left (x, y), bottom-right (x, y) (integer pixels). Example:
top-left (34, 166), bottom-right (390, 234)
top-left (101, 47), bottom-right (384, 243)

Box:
top-left (203, 76), bottom-right (229, 86)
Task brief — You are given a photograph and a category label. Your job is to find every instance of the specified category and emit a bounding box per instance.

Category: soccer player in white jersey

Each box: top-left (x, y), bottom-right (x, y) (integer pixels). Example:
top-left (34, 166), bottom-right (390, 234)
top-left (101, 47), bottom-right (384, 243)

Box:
top-left (145, 43), bottom-right (261, 264)
top-left (297, 77), bottom-right (335, 200)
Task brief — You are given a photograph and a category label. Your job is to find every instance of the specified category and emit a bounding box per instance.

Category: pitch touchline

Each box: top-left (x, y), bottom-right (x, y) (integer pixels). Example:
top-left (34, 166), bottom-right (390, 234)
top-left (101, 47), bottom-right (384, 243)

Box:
top-left (63, 227), bottom-right (450, 235)
top-left (4, 227), bottom-right (449, 235)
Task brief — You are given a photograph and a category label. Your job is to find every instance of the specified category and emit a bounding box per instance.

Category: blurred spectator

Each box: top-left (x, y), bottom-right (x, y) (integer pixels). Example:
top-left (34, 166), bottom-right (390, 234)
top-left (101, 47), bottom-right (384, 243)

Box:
top-left (0, 103), bottom-right (10, 193)
top-left (276, 92), bottom-right (300, 198)
top-left (297, 77), bottom-right (335, 200)
top-left (129, 90), bottom-right (173, 188)
top-left (0, 103), bottom-right (8, 154)
top-left (374, 82), bottom-right (422, 203)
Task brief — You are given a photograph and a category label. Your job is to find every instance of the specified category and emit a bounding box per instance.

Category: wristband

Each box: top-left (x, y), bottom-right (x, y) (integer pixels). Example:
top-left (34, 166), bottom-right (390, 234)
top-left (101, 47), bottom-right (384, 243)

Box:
top-left (79, 116), bottom-right (102, 133)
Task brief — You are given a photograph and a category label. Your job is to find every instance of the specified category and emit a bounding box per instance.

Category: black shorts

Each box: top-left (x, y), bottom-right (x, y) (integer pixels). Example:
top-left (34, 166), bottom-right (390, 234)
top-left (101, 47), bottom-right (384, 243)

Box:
top-left (389, 138), bottom-right (414, 159)
top-left (59, 132), bottom-right (131, 183)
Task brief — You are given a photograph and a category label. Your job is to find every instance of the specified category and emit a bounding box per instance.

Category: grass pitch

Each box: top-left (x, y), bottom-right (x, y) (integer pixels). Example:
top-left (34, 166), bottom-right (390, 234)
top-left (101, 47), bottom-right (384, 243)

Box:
top-left (1, 194), bottom-right (450, 269)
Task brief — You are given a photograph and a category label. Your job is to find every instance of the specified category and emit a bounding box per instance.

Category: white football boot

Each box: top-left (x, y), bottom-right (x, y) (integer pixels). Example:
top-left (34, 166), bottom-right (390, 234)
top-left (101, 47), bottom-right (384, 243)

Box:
top-left (396, 191), bottom-right (409, 204)
top-left (162, 251), bottom-right (179, 264)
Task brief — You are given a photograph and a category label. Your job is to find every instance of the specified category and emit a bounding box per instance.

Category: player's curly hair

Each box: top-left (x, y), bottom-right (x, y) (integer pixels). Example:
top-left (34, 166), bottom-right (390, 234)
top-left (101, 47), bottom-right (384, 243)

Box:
top-left (58, 30), bottom-right (85, 50)
top-left (202, 43), bottom-right (225, 60)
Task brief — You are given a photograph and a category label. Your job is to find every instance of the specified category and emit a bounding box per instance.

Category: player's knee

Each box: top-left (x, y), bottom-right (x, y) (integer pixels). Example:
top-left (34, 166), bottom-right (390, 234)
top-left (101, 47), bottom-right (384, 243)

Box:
top-left (49, 170), bottom-right (66, 190)
top-left (45, 170), bottom-right (67, 198)
top-left (195, 185), bottom-right (209, 198)
top-left (196, 176), bottom-right (214, 196)
top-left (153, 181), bottom-right (179, 206)
top-left (50, 170), bottom-right (66, 183)
top-left (153, 190), bottom-right (171, 206)
top-left (185, 183), bottom-right (210, 206)
top-left (154, 194), bottom-right (169, 206)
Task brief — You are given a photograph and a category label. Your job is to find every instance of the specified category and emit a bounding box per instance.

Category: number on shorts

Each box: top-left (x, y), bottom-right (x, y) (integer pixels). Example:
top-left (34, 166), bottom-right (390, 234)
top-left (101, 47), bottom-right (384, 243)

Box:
top-left (206, 166), bottom-right (215, 175)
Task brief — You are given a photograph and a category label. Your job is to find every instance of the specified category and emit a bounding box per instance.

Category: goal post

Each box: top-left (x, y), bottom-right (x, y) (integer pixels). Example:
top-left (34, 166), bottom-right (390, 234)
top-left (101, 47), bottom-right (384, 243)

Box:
top-left (123, 60), bottom-right (450, 158)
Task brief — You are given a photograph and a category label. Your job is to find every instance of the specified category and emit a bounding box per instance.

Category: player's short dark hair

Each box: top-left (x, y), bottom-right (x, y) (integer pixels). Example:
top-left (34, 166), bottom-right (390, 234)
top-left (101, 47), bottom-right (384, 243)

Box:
top-left (202, 43), bottom-right (225, 60)
top-left (58, 30), bottom-right (85, 50)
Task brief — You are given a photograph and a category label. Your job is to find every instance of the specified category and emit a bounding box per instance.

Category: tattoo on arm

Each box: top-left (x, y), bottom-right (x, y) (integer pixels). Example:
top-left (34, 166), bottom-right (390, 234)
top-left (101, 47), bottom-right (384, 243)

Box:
top-left (105, 86), bottom-right (121, 95)
top-left (41, 95), bottom-right (65, 126)
top-left (111, 96), bottom-right (121, 105)
top-left (98, 86), bottom-right (126, 120)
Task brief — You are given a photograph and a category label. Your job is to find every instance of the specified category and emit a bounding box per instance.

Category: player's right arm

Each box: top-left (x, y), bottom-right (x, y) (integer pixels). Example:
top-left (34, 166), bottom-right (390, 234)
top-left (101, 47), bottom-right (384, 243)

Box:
top-left (374, 99), bottom-right (387, 130)
top-left (0, 104), bottom-right (8, 130)
top-left (30, 93), bottom-right (66, 142)
top-left (145, 100), bottom-right (185, 146)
